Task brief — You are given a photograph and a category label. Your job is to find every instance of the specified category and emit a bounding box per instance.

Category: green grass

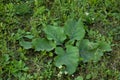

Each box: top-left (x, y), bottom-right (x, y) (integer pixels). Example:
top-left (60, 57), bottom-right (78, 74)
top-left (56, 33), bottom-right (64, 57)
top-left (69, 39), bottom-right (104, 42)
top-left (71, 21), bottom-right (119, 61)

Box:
top-left (0, 0), bottom-right (120, 80)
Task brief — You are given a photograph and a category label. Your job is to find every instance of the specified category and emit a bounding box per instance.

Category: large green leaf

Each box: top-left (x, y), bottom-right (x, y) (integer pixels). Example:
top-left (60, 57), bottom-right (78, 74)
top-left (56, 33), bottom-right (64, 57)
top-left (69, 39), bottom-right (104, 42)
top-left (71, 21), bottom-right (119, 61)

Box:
top-left (19, 40), bottom-right (32, 49)
top-left (54, 45), bottom-right (79, 74)
top-left (78, 39), bottom-right (103, 62)
top-left (32, 38), bottom-right (56, 51)
top-left (64, 19), bottom-right (85, 42)
top-left (78, 39), bottom-right (111, 62)
top-left (44, 26), bottom-right (66, 45)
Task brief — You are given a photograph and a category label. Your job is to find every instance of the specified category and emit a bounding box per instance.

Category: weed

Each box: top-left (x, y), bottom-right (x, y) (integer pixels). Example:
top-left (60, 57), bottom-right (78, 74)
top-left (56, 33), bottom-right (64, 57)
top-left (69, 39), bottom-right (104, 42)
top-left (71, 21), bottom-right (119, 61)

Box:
top-left (0, 0), bottom-right (120, 80)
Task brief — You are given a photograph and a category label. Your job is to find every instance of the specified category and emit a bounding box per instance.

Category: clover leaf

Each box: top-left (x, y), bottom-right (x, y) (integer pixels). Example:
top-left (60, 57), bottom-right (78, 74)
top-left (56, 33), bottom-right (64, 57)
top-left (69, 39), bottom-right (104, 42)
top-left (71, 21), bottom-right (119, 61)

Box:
top-left (54, 45), bottom-right (79, 74)
top-left (32, 38), bottom-right (56, 51)
top-left (44, 26), bottom-right (66, 45)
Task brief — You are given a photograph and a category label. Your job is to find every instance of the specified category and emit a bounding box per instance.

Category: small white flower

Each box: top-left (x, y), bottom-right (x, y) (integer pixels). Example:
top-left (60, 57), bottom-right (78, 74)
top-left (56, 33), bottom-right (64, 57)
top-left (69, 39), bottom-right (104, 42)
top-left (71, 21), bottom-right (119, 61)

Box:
top-left (57, 71), bottom-right (62, 77)
top-left (72, 75), bottom-right (74, 77)
top-left (58, 65), bottom-right (62, 69)
top-left (64, 71), bottom-right (68, 75)
top-left (59, 71), bottom-right (62, 74)
top-left (92, 18), bottom-right (95, 21)
top-left (85, 12), bottom-right (89, 16)
top-left (57, 73), bottom-right (62, 77)
top-left (26, 1), bottom-right (28, 3)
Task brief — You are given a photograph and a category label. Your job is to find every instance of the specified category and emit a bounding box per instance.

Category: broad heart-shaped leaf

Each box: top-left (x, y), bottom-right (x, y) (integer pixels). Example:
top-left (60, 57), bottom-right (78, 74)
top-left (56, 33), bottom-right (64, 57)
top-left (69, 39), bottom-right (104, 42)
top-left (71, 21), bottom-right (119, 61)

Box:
top-left (54, 45), bottom-right (79, 74)
top-left (43, 26), bottom-right (66, 45)
top-left (78, 39), bottom-right (103, 62)
top-left (19, 40), bottom-right (32, 49)
top-left (32, 38), bottom-right (56, 51)
top-left (64, 19), bottom-right (85, 42)
top-left (78, 39), bottom-right (112, 62)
